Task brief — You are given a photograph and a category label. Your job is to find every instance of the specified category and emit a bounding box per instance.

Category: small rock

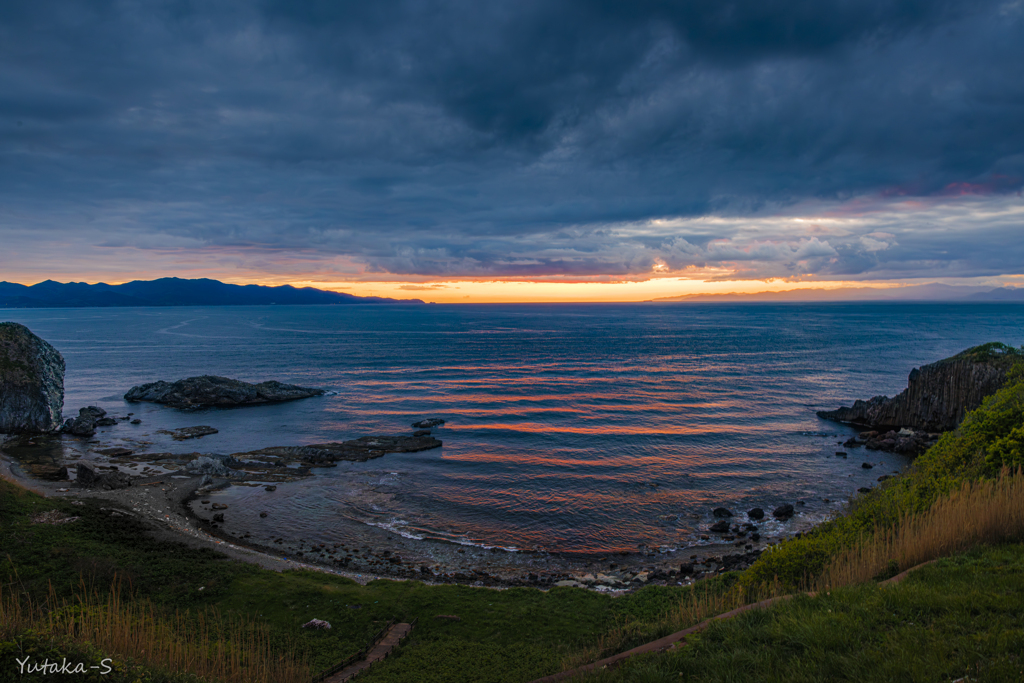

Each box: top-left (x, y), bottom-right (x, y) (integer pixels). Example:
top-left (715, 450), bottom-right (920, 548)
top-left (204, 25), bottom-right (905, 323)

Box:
top-left (862, 462), bottom-right (874, 469)
top-left (835, 451), bottom-right (847, 456)
top-left (130, 419), bottom-right (142, 425)
top-left (301, 619), bottom-right (332, 630)
top-left (412, 418), bottom-right (445, 428)
top-left (212, 513), bottom-right (224, 522)
top-left (211, 503), bottom-right (228, 510)
top-left (858, 487), bottom-right (872, 493)
top-left (413, 429), bottom-right (431, 436)
top-left (709, 520), bottom-right (731, 533)
top-left (772, 504), bottom-right (795, 520)
top-left (264, 485), bottom-right (277, 492)
top-left (747, 507), bottom-right (765, 520)
top-left (712, 507), bottom-right (733, 518)
top-left (259, 511), bottom-right (268, 518)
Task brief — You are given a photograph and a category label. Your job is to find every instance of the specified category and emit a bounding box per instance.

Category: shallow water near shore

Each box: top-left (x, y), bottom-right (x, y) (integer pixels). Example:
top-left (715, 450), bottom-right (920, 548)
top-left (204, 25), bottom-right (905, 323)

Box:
top-left (5, 302), bottom-right (1023, 572)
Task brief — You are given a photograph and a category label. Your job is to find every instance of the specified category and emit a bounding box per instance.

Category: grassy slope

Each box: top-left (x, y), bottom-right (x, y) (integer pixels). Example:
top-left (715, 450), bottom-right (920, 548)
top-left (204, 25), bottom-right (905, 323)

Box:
top-left (587, 543), bottom-right (1024, 683)
top-left (0, 476), bottom-right (697, 681)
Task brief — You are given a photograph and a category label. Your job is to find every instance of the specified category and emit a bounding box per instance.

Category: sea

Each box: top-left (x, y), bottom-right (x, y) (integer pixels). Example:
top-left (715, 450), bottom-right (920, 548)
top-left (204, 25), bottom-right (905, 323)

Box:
top-left (4, 303), bottom-right (1023, 562)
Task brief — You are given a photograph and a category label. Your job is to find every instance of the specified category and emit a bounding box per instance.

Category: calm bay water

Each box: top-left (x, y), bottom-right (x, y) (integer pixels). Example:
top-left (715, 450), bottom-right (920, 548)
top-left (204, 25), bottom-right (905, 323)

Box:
top-left (5, 303), bottom-right (1023, 557)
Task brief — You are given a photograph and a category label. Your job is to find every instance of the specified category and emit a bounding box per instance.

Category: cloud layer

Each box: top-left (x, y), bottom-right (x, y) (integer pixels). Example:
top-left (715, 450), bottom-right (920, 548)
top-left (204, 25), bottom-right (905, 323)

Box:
top-left (1, 0), bottom-right (1022, 282)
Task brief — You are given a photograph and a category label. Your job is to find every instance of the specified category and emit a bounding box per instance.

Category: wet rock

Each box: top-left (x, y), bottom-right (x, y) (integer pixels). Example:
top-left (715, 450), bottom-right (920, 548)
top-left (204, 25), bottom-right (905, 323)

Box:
top-left (130, 419), bottom-right (142, 425)
top-left (877, 474), bottom-right (892, 482)
top-left (264, 485), bottom-right (277, 492)
top-left (413, 429), bottom-right (431, 437)
top-left (212, 513), bottom-right (224, 522)
top-left (159, 425), bottom-right (219, 440)
top-left (858, 487), bottom-right (873, 493)
top-left (862, 462), bottom-right (874, 469)
top-left (62, 407), bottom-right (108, 437)
top-left (0, 323), bottom-right (65, 434)
top-left (211, 503), bottom-right (228, 510)
top-left (412, 418), bottom-right (445, 428)
top-left (747, 507), bottom-right (765, 520)
top-left (76, 462), bottom-right (132, 490)
top-left (772, 504), bottom-right (795, 520)
top-left (709, 520), bottom-right (731, 533)
top-left (94, 417), bottom-right (118, 427)
top-left (259, 511), bottom-right (268, 518)
top-left (95, 447), bottom-right (134, 457)
top-left (239, 434), bottom-right (442, 464)
top-left (712, 507), bottom-right (733, 518)
top-left (125, 375), bottom-right (325, 409)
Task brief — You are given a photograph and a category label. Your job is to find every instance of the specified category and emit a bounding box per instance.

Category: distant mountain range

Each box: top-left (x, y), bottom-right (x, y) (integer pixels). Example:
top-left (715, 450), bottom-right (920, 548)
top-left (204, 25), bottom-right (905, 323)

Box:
top-left (651, 283), bottom-right (1024, 303)
top-left (0, 278), bottom-right (423, 308)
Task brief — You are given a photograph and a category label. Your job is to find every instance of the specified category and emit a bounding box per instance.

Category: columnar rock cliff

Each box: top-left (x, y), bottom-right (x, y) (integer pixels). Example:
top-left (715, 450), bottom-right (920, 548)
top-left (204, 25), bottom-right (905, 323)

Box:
top-left (0, 322), bottom-right (65, 433)
top-left (818, 342), bottom-right (1020, 432)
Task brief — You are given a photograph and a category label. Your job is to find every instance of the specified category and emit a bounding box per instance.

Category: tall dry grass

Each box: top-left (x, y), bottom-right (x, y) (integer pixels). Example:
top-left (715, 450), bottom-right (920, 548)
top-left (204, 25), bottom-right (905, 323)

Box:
top-left (0, 577), bottom-right (310, 683)
top-left (814, 467), bottom-right (1024, 592)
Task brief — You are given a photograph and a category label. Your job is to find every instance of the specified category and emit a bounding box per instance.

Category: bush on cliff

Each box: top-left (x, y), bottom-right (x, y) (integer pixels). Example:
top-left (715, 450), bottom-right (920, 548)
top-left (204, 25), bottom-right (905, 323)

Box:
top-left (743, 355), bottom-right (1024, 590)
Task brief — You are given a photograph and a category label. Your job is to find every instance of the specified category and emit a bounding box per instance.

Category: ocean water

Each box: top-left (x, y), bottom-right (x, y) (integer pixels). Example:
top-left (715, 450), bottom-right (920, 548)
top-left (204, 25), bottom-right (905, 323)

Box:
top-left (4, 302), bottom-right (1023, 558)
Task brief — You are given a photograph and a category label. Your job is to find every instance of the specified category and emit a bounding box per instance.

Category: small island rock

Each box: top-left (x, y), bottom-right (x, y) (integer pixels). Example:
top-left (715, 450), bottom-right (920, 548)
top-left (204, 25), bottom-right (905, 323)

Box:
top-left (124, 375), bottom-right (325, 409)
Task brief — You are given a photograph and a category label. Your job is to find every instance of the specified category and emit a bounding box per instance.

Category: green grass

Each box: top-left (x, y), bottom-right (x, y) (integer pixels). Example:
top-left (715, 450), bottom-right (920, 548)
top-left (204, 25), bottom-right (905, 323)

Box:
top-left (584, 543), bottom-right (1024, 683)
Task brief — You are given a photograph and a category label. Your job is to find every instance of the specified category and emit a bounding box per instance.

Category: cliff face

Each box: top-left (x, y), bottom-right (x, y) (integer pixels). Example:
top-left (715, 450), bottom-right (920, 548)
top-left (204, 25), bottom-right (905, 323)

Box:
top-left (0, 322), bottom-right (65, 433)
top-left (818, 342), bottom-right (1020, 432)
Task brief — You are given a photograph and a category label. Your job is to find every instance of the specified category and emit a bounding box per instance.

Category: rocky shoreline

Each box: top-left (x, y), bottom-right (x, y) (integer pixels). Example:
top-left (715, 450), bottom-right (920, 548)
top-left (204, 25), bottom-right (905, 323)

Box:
top-left (0, 422), bottom-right (788, 592)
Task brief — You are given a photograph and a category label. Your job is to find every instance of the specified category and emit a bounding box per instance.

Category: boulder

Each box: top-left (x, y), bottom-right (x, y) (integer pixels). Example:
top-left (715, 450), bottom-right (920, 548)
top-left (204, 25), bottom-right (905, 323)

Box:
top-left (62, 407), bottom-right (108, 437)
top-left (412, 418), bottom-right (445, 428)
top-left (185, 453), bottom-right (240, 477)
top-left (75, 462), bottom-right (132, 490)
top-left (0, 323), bottom-right (65, 434)
top-left (709, 520), bottom-right (731, 533)
top-left (747, 507), bottom-right (765, 520)
top-left (712, 507), bottom-right (733, 518)
top-left (772, 504), bottom-right (795, 520)
top-left (124, 375), bottom-right (325, 409)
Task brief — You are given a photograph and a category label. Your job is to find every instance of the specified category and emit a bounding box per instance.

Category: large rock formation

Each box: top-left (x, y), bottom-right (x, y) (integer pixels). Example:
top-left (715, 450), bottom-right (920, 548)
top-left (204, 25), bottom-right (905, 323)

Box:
top-left (818, 342), bottom-right (1021, 432)
top-left (0, 322), bottom-right (65, 433)
top-left (124, 375), bottom-right (325, 409)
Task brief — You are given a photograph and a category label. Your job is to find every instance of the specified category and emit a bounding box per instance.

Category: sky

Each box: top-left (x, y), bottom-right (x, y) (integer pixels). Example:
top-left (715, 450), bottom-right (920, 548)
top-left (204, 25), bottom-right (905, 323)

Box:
top-left (2, 0), bottom-right (1023, 302)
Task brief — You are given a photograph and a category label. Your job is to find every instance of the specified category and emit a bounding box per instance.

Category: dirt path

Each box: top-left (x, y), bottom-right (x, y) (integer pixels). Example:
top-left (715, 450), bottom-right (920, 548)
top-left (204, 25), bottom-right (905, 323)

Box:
top-left (529, 560), bottom-right (940, 683)
top-left (323, 622), bottom-right (414, 682)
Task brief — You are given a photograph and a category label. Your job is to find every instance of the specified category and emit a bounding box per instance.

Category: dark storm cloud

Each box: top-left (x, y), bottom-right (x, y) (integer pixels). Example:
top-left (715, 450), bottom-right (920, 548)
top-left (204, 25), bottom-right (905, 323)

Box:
top-left (1, 0), bottom-right (1022, 280)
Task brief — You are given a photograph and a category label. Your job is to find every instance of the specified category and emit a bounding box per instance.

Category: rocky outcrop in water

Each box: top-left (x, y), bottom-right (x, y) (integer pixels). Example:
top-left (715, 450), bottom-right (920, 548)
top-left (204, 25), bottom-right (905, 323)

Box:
top-left (238, 434), bottom-right (442, 464)
top-left (0, 322), bottom-right (65, 434)
top-left (124, 375), bottom-right (325, 409)
top-left (62, 406), bottom-right (107, 437)
top-left (818, 342), bottom-right (1021, 433)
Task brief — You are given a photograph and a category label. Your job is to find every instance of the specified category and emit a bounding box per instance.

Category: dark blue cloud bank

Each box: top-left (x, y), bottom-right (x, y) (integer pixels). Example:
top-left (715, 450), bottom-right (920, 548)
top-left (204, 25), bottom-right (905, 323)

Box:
top-left (1, 0), bottom-right (1023, 281)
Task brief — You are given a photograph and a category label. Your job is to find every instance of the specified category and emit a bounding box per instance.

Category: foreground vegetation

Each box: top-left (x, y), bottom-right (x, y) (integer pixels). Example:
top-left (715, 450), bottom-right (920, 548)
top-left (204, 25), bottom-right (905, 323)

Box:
top-left (2, 341), bottom-right (1023, 681)
top-left (584, 543), bottom-right (1024, 683)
